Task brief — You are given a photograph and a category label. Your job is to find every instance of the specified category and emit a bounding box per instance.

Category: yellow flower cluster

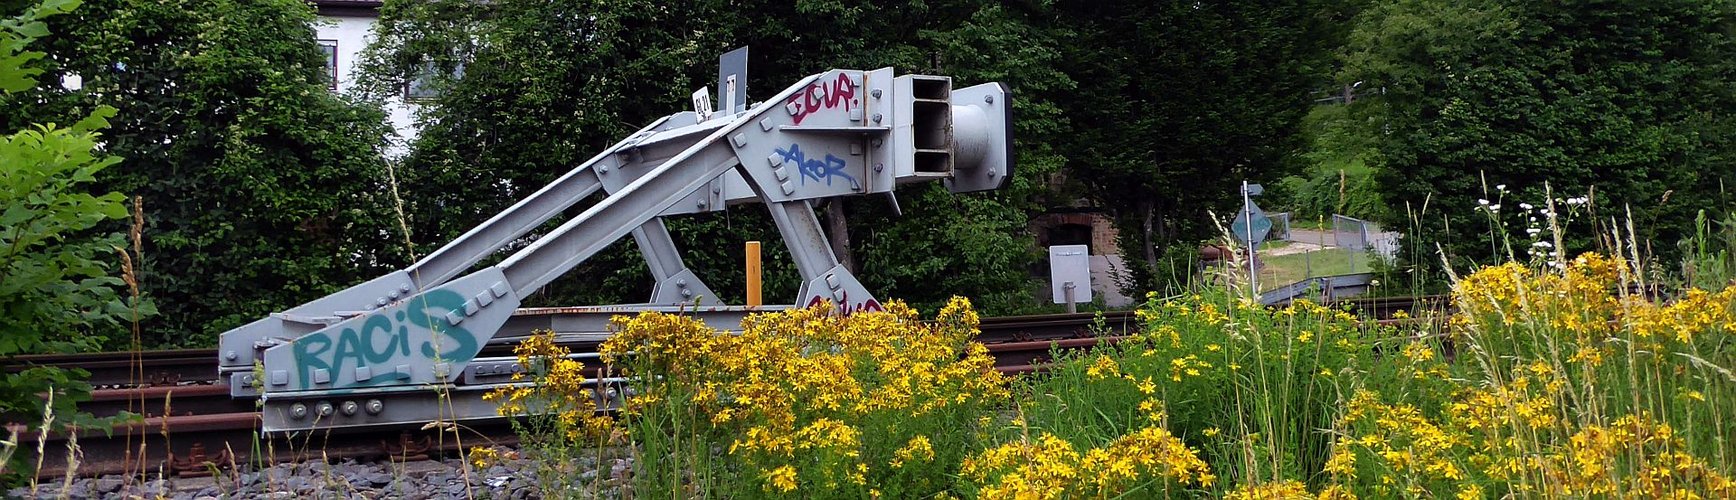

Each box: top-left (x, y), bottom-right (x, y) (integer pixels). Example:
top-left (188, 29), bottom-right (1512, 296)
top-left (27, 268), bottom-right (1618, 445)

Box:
top-left (1625, 287), bottom-right (1736, 343)
top-left (483, 329), bottom-right (613, 442)
top-left (1455, 252), bottom-right (1736, 350)
top-left (962, 427), bottom-right (1213, 499)
top-left (1453, 253), bottom-right (1625, 335)
top-left (1337, 390), bottom-right (1468, 488)
top-left (1084, 354), bottom-right (1120, 379)
top-left (892, 435), bottom-right (935, 469)
top-left (766, 464), bottom-right (798, 493)
top-left (1313, 254), bottom-right (1736, 497)
top-left (466, 446), bottom-right (501, 469)
top-left (1222, 480), bottom-right (1312, 500)
top-left (1450, 362), bottom-right (1562, 433)
top-left (1168, 354), bottom-right (1211, 382)
top-left (599, 296), bottom-right (1007, 495)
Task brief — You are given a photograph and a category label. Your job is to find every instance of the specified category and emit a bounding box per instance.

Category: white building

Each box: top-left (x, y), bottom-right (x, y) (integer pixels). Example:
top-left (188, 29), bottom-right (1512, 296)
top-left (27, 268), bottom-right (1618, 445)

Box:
top-left (313, 0), bottom-right (420, 153)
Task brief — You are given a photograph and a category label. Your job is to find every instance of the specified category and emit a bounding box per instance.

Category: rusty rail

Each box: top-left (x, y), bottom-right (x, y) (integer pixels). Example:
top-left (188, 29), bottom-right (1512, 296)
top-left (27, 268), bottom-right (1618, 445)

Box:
top-left (12, 298), bottom-right (1438, 480)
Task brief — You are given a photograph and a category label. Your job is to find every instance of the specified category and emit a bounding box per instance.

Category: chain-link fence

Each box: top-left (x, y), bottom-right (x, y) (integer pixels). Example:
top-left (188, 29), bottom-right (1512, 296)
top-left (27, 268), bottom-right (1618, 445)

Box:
top-left (1332, 214), bottom-right (1397, 262)
top-left (1269, 212), bottom-right (1291, 241)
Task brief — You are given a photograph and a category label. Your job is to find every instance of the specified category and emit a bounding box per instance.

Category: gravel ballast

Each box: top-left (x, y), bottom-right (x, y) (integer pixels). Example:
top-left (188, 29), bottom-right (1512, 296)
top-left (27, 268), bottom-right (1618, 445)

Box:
top-left (7, 451), bottom-right (632, 499)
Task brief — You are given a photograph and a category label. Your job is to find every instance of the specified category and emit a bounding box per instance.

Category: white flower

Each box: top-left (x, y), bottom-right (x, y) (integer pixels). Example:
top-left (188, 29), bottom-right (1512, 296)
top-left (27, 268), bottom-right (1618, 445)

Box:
top-left (1488, 204), bottom-right (1501, 211)
top-left (1532, 241), bottom-right (1553, 248)
top-left (1496, 184), bottom-right (1507, 191)
top-left (1519, 202), bottom-right (1534, 210)
top-left (1478, 198), bottom-right (1490, 206)
top-left (1526, 228), bottom-right (1542, 235)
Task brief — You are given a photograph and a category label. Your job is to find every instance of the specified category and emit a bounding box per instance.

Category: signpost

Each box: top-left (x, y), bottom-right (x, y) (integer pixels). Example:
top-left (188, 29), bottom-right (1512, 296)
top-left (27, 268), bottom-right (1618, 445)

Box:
top-left (1232, 182), bottom-right (1269, 294)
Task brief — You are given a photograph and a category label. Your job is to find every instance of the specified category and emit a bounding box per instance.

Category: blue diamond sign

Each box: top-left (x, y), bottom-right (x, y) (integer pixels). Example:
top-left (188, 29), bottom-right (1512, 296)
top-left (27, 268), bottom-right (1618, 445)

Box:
top-left (1231, 200), bottom-right (1272, 247)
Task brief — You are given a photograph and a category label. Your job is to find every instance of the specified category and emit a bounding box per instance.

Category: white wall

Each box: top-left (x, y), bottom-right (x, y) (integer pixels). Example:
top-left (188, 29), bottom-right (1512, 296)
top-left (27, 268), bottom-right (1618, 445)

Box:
top-left (315, 14), bottom-right (419, 156)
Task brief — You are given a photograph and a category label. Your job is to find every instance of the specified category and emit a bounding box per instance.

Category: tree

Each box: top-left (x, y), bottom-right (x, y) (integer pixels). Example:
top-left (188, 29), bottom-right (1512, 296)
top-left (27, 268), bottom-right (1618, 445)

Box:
top-left (708, 0), bottom-right (1075, 313)
top-left (1051, 0), bottom-right (1357, 294)
top-left (1, 0), bottom-right (401, 347)
top-left (0, 0), bottom-right (139, 477)
top-left (1346, 0), bottom-right (1736, 272)
top-left (359, 0), bottom-right (1072, 314)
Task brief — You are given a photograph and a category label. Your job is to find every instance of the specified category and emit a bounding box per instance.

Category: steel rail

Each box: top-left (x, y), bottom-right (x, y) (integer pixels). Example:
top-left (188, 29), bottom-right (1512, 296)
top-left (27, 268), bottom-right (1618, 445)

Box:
top-left (14, 298), bottom-right (1442, 480)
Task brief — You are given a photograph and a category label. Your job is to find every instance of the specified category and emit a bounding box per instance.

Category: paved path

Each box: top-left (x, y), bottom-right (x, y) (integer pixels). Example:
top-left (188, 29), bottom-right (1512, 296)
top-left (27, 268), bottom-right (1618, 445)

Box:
top-left (1284, 226), bottom-right (1399, 260)
top-left (1285, 228), bottom-right (1337, 247)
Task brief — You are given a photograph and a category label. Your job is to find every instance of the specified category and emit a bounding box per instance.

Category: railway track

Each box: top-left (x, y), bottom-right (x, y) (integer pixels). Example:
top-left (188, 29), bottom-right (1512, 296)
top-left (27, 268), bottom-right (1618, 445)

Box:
top-left (9, 295), bottom-right (1441, 480)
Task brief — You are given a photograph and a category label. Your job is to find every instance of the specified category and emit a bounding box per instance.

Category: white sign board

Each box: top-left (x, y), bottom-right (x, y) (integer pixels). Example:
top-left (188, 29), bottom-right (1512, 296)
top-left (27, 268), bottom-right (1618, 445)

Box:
top-left (1049, 245), bottom-right (1092, 304)
top-left (691, 87), bottom-right (714, 121)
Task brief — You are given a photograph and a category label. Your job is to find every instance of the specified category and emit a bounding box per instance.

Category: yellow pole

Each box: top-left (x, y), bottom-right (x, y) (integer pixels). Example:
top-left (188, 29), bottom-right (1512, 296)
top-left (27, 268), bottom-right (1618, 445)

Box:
top-left (745, 241), bottom-right (762, 307)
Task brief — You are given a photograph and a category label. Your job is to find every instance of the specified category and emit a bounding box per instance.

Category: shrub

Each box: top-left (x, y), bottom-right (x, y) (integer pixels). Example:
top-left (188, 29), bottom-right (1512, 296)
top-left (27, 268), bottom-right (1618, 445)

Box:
top-left (1, 0), bottom-right (146, 482)
top-left (495, 298), bottom-right (1009, 498)
top-left (1022, 252), bottom-right (1734, 498)
top-left (491, 252), bottom-right (1735, 498)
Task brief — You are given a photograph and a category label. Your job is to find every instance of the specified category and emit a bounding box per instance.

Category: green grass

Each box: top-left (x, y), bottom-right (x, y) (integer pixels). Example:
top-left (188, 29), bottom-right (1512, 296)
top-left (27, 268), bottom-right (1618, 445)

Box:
top-left (1255, 248), bottom-right (1369, 291)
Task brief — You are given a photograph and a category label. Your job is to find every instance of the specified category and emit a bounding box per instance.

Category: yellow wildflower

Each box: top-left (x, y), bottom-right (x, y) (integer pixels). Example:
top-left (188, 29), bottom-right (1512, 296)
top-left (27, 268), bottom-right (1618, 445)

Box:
top-left (765, 465), bottom-right (798, 493)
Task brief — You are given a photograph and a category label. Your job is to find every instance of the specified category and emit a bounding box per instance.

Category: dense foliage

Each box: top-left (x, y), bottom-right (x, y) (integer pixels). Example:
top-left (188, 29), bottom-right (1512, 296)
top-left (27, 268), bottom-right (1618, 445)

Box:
top-left (491, 250), bottom-right (1736, 497)
top-left (1278, 104), bottom-right (1388, 223)
top-left (1052, 0), bottom-right (1360, 293)
top-left (356, 0), bottom-right (1075, 314)
top-left (1345, 0), bottom-right (1736, 273)
top-left (0, 0), bottom-right (401, 348)
top-left (5, 0), bottom-right (1733, 351)
top-left (0, 0), bottom-right (136, 478)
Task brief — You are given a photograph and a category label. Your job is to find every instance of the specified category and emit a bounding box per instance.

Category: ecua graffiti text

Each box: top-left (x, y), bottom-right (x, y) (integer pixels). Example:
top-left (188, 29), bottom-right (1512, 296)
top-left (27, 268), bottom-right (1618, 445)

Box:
top-left (787, 73), bottom-right (856, 125)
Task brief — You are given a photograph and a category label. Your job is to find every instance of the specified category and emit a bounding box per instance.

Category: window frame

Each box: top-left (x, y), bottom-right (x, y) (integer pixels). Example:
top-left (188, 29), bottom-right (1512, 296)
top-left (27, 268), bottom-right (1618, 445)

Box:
top-left (317, 39), bottom-right (338, 90)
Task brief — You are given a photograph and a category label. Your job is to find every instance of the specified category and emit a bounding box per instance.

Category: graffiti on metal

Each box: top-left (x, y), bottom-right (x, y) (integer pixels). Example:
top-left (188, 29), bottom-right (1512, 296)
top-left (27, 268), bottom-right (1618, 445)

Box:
top-left (775, 143), bottom-right (860, 190)
top-left (805, 291), bottom-right (885, 316)
top-left (291, 289), bottom-right (480, 388)
top-left (786, 73), bottom-right (856, 125)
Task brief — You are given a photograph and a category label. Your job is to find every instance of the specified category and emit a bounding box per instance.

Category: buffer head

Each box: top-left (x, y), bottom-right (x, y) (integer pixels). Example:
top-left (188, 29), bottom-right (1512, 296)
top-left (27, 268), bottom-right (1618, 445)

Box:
top-left (888, 75), bottom-right (1013, 193)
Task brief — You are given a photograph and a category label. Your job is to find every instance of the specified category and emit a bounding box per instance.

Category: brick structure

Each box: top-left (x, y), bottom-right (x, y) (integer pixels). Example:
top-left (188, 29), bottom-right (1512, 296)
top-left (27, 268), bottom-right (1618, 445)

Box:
top-left (1029, 210), bottom-right (1119, 255)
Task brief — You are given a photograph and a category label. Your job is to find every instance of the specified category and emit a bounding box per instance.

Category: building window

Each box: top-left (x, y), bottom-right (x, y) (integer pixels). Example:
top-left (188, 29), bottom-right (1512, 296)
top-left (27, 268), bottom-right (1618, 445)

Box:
top-left (404, 60), bottom-right (464, 101)
top-left (404, 61), bottom-right (439, 100)
top-left (317, 40), bottom-right (338, 90)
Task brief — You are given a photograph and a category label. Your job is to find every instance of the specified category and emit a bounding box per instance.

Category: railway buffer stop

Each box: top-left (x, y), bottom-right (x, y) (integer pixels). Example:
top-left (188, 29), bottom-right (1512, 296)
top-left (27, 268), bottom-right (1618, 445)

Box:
top-left (215, 64), bottom-right (1015, 432)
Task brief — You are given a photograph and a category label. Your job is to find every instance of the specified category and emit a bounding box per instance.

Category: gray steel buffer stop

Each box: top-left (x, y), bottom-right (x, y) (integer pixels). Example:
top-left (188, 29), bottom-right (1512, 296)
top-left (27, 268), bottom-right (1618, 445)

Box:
top-left (214, 68), bottom-right (1015, 432)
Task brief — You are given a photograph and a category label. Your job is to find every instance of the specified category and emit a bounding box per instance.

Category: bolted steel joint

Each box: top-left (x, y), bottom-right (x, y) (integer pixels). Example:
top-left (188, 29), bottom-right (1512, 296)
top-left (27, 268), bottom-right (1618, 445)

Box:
top-left (341, 400), bottom-right (359, 416)
top-left (290, 403), bottom-right (308, 420)
top-left (365, 399), bottom-right (384, 415)
top-left (316, 401), bottom-right (334, 417)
